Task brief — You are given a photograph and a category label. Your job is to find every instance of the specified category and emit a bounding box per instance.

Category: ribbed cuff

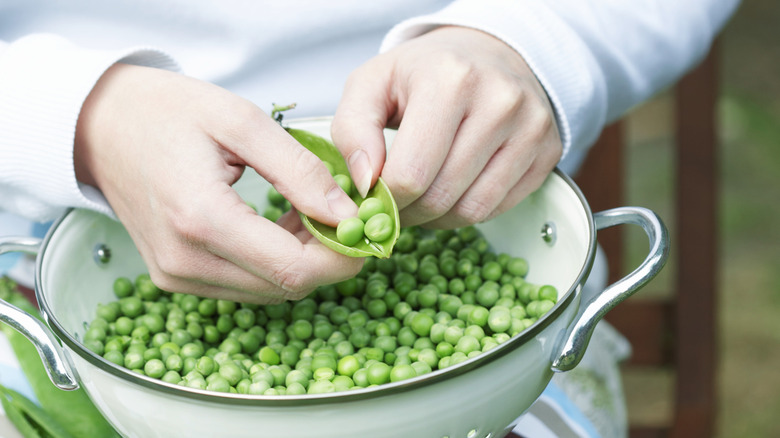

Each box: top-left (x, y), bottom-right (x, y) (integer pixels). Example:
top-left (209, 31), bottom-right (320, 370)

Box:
top-left (0, 33), bottom-right (179, 221)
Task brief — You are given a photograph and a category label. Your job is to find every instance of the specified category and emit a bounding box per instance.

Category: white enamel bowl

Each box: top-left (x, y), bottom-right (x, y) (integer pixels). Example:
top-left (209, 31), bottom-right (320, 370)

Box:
top-left (0, 117), bottom-right (668, 438)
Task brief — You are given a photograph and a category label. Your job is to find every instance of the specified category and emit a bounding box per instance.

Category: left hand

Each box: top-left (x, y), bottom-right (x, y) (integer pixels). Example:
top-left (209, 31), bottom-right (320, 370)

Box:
top-left (332, 26), bottom-right (562, 229)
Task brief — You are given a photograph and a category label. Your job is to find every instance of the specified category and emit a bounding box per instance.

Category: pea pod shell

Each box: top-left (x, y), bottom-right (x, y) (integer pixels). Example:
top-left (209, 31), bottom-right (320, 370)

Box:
top-left (0, 389), bottom-right (42, 438)
top-left (286, 128), bottom-right (400, 258)
top-left (0, 285), bottom-right (119, 438)
top-left (0, 384), bottom-right (75, 438)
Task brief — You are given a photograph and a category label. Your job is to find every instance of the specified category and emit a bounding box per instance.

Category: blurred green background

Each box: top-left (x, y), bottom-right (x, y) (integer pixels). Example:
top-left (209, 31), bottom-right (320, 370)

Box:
top-left (619, 1), bottom-right (780, 436)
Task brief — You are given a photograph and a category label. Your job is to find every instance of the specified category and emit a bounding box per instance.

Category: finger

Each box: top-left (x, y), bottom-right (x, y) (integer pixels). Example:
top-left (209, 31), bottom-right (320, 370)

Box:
top-left (331, 61), bottom-right (393, 198)
top-left (381, 81), bottom-right (466, 210)
top-left (422, 134), bottom-right (561, 229)
top-left (202, 186), bottom-right (364, 297)
top-left (155, 273), bottom-right (286, 305)
top-left (395, 114), bottom-right (505, 226)
top-left (219, 112), bottom-right (357, 227)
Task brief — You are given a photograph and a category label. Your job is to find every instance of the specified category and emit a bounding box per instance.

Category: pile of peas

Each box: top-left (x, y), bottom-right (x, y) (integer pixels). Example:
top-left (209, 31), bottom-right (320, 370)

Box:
top-left (82, 225), bottom-right (558, 396)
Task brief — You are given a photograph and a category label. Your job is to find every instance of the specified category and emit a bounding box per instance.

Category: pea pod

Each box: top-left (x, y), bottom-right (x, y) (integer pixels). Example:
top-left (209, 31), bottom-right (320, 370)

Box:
top-left (0, 384), bottom-right (75, 438)
top-left (0, 277), bottom-right (119, 438)
top-left (286, 128), bottom-right (400, 258)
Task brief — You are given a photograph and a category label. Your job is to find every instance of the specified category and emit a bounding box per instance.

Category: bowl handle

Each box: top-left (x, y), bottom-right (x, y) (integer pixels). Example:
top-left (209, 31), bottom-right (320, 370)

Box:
top-left (0, 237), bottom-right (79, 390)
top-left (551, 206), bottom-right (670, 372)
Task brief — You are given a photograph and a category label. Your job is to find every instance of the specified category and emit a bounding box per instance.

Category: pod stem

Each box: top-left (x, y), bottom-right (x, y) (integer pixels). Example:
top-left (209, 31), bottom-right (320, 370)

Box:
top-left (271, 102), bottom-right (297, 124)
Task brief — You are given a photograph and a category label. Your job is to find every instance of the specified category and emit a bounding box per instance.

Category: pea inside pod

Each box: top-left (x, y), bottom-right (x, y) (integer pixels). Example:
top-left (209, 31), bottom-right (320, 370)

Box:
top-left (285, 127), bottom-right (400, 258)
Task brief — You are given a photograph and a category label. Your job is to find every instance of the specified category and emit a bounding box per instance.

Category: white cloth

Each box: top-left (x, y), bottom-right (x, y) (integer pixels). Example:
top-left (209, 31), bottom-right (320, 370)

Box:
top-left (0, 0), bottom-right (739, 222)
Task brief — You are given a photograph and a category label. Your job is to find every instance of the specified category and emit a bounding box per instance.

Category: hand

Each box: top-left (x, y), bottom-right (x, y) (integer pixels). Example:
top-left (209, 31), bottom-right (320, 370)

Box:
top-left (74, 63), bottom-right (361, 304)
top-left (332, 26), bottom-right (562, 229)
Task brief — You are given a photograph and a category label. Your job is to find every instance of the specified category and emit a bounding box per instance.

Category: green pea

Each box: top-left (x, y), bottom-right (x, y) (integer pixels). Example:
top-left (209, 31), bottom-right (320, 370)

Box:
top-left (161, 370), bottom-right (182, 385)
top-left (124, 351), bottom-right (145, 370)
top-left (277, 382), bottom-right (301, 395)
top-left (481, 261), bottom-right (503, 282)
top-left (233, 308), bottom-right (257, 329)
top-left (285, 369), bottom-right (309, 389)
top-left (258, 346), bottom-right (281, 365)
top-left (537, 299), bottom-right (556, 316)
top-left (103, 350), bottom-right (124, 366)
top-left (476, 285), bottom-right (499, 307)
top-left (336, 217), bottom-right (365, 247)
top-left (144, 359), bottom-right (166, 379)
top-left (219, 338), bottom-right (242, 355)
top-left (96, 303), bottom-right (120, 322)
top-left (84, 339), bottom-right (104, 355)
top-left (443, 326), bottom-right (463, 345)
top-left (358, 197), bottom-right (385, 222)
top-left (333, 174), bottom-right (354, 196)
top-left (366, 362), bottom-right (391, 385)
top-left (364, 213), bottom-right (394, 242)
top-left (417, 285), bottom-right (438, 308)
top-left (216, 299), bottom-right (237, 315)
top-left (216, 314), bottom-right (235, 334)
top-left (266, 185), bottom-right (287, 208)
top-left (137, 279), bottom-right (162, 301)
top-left (113, 277), bottom-right (134, 298)
top-left (308, 380), bottom-right (336, 394)
top-left (468, 306), bottom-right (490, 327)
top-left (363, 299), bottom-right (385, 319)
top-left (348, 327), bottom-right (371, 348)
top-left (219, 362), bottom-right (244, 386)
top-left (538, 285), bottom-right (558, 302)
top-left (506, 257), bottom-right (529, 277)
top-left (248, 381), bottom-right (271, 395)
top-left (488, 307), bottom-right (512, 333)
top-left (389, 364), bottom-right (417, 382)
top-left (349, 368), bottom-right (368, 387)
top-left (410, 313), bottom-right (434, 337)
top-left (119, 296), bottom-right (143, 318)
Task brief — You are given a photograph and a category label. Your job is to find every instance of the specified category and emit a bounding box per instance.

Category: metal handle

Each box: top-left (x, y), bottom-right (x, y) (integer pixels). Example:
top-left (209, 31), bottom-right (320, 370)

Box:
top-left (0, 237), bottom-right (79, 390)
top-left (551, 206), bottom-right (670, 372)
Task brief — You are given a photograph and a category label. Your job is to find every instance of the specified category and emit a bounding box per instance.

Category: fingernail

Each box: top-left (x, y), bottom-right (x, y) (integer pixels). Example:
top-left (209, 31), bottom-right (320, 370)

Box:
top-left (348, 149), bottom-right (372, 198)
top-left (326, 186), bottom-right (358, 220)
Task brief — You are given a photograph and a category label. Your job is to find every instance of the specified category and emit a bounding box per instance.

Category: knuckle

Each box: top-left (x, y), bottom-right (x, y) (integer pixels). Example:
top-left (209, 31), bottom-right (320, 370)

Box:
top-left (526, 100), bottom-right (555, 140)
top-left (150, 246), bottom-right (194, 284)
top-left (169, 208), bottom-right (211, 245)
top-left (420, 53), bottom-right (475, 95)
top-left (415, 184), bottom-right (458, 218)
top-left (490, 80), bottom-right (525, 115)
top-left (268, 256), bottom-right (311, 296)
top-left (272, 146), bottom-right (326, 195)
top-left (453, 196), bottom-right (495, 225)
top-left (391, 163), bottom-right (431, 202)
top-left (220, 99), bottom-right (264, 137)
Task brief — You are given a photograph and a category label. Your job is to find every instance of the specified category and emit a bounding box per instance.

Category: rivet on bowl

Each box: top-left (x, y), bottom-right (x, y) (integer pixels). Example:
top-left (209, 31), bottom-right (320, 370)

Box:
top-left (92, 243), bottom-right (111, 265)
top-left (540, 221), bottom-right (557, 246)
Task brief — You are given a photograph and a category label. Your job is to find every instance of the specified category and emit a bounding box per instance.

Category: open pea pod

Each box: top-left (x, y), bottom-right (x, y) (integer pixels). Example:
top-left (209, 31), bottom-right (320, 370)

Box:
top-left (286, 128), bottom-right (400, 258)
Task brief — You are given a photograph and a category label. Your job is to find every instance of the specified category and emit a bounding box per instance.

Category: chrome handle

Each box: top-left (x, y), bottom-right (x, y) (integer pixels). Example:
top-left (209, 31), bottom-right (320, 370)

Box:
top-left (551, 207), bottom-right (670, 372)
top-left (0, 237), bottom-right (79, 390)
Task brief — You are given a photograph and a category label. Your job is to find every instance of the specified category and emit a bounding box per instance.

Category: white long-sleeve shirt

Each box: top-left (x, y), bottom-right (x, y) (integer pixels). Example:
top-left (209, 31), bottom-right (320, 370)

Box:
top-left (0, 0), bottom-right (739, 222)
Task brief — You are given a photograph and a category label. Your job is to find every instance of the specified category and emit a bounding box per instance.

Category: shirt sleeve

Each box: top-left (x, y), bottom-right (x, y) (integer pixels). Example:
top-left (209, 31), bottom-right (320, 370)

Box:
top-left (0, 34), bottom-right (179, 222)
top-left (379, 0), bottom-right (741, 172)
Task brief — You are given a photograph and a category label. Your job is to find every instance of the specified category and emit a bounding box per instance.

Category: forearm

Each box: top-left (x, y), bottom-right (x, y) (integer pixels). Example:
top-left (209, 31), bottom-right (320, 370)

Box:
top-left (0, 34), bottom-right (178, 221)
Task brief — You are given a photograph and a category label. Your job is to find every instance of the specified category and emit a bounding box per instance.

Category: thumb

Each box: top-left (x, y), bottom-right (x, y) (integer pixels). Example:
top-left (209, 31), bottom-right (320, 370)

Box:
top-left (331, 62), bottom-right (393, 198)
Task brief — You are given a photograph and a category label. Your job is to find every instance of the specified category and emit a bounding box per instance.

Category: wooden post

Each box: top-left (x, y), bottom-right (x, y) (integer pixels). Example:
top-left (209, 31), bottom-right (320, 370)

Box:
top-left (670, 43), bottom-right (720, 438)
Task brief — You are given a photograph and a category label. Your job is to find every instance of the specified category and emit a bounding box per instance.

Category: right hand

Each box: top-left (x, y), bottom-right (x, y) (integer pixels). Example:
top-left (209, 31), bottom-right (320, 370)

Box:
top-left (74, 63), bottom-right (361, 304)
